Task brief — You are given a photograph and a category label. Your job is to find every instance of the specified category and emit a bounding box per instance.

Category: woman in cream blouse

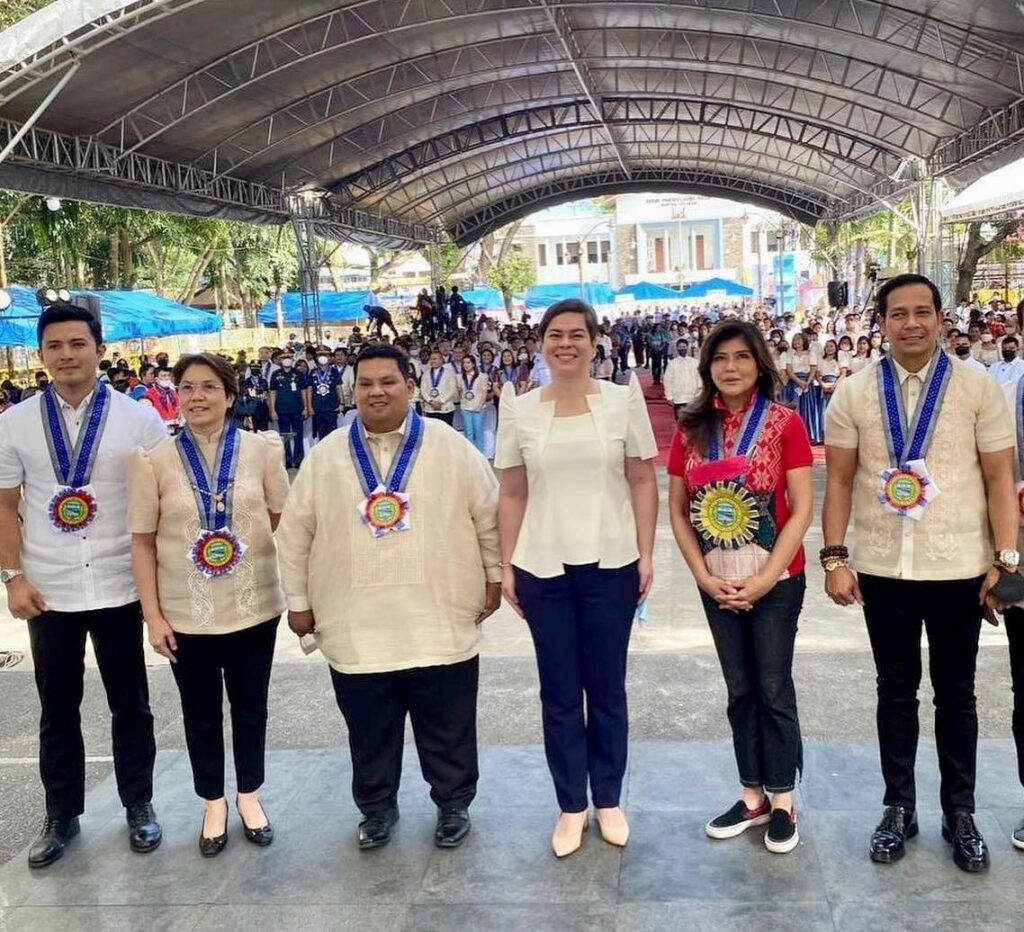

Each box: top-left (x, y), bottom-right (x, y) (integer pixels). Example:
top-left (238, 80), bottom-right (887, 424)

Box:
top-left (495, 298), bottom-right (658, 858)
top-left (127, 352), bottom-right (289, 857)
top-left (457, 355), bottom-right (491, 454)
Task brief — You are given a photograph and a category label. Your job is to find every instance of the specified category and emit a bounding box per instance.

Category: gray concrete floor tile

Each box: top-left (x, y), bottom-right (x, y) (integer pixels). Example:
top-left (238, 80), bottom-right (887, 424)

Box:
top-left (193, 904), bottom-right (410, 931)
top-left (831, 900), bottom-right (1022, 932)
top-left (618, 810), bottom-right (828, 905)
top-left (415, 809), bottom-right (622, 905)
top-left (0, 905), bottom-right (207, 932)
top-left (802, 808), bottom-right (1024, 905)
top-left (615, 901), bottom-right (836, 932)
top-left (406, 903), bottom-right (617, 932)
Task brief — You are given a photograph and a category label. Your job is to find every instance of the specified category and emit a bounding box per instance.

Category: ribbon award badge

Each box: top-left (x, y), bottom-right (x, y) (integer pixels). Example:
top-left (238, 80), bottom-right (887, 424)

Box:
top-left (691, 481), bottom-right (761, 550)
top-left (349, 410), bottom-right (424, 538)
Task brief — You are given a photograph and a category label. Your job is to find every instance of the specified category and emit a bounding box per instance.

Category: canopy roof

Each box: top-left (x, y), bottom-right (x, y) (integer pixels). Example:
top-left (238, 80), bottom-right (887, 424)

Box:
top-left (0, 286), bottom-right (221, 345)
top-left (617, 281), bottom-right (682, 301)
top-left (2, 1), bottom-right (1024, 246)
top-left (942, 154), bottom-right (1024, 223)
top-left (523, 281), bottom-right (617, 308)
top-left (257, 290), bottom-right (372, 326)
top-left (677, 277), bottom-right (754, 299)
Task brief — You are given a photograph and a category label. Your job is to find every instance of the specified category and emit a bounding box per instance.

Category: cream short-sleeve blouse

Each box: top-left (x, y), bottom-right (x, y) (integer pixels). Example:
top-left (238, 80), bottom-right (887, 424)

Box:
top-left (495, 377), bottom-right (656, 578)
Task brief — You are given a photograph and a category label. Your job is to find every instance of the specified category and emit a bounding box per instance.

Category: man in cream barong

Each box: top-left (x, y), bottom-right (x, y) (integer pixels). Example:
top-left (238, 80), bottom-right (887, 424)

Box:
top-left (276, 345), bottom-right (502, 851)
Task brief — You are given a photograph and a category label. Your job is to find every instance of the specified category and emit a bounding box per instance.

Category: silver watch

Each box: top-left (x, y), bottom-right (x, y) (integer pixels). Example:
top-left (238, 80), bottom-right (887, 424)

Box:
top-left (0, 568), bottom-right (24, 585)
top-left (995, 549), bottom-right (1020, 570)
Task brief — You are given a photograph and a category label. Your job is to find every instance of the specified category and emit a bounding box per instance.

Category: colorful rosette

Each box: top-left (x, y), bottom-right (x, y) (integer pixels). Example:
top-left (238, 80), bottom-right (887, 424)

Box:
top-left (47, 487), bottom-right (98, 534)
top-left (690, 480), bottom-right (761, 550)
top-left (877, 461), bottom-right (939, 521)
top-left (358, 489), bottom-right (410, 537)
top-left (190, 528), bottom-right (245, 577)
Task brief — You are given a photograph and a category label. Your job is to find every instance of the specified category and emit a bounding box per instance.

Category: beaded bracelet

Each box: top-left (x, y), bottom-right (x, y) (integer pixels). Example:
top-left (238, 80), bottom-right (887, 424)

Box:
top-left (819, 545), bottom-right (849, 561)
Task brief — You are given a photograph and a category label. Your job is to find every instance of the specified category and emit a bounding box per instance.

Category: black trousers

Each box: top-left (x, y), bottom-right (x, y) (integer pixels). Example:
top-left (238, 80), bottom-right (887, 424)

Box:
top-left (700, 574), bottom-right (805, 792)
top-left (330, 656), bottom-right (479, 814)
top-left (617, 346), bottom-right (630, 373)
top-left (277, 411), bottom-right (305, 467)
top-left (424, 410), bottom-right (455, 426)
top-left (28, 601), bottom-right (155, 820)
top-left (650, 350), bottom-right (666, 383)
top-left (312, 410), bottom-right (338, 441)
top-left (859, 574), bottom-right (984, 814)
top-left (170, 617), bottom-right (279, 799)
top-left (1003, 607), bottom-right (1024, 789)
top-left (515, 561), bottom-right (638, 812)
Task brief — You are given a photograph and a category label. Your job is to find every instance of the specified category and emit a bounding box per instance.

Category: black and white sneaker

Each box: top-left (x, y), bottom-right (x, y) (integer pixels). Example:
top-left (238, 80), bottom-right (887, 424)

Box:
top-left (764, 807), bottom-right (799, 854)
top-left (1012, 817), bottom-right (1024, 851)
top-left (705, 798), bottom-right (771, 839)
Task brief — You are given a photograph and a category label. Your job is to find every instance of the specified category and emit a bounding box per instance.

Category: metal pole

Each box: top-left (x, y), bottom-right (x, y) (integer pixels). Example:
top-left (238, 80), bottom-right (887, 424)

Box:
top-left (0, 61), bottom-right (82, 166)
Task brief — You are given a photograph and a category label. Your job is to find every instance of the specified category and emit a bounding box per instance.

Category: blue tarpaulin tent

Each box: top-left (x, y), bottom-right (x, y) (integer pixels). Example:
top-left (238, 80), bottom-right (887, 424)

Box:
top-left (0, 286), bottom-right (220, 346)
top-left (257, 290), bottom-right (373, 325)
top-left (677, 277), bottom-right (754, 299)
top-left (616, 281), bottom-right (682, 301)
top-left (459, 287), bottom-right (504, 309)
top-left (523, 282), bottom-right (617, 309)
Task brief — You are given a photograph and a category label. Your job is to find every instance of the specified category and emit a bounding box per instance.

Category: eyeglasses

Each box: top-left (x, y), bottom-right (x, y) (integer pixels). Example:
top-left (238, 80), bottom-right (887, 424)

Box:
top-left (178, 382), bottom-right (225, 397)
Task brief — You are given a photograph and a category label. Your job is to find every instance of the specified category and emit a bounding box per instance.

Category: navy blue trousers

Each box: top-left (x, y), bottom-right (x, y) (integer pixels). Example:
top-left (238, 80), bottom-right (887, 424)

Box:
top-left (516, 561), bottom-right (638, 812)
top-left (277, 411), bottom-right (305, 468)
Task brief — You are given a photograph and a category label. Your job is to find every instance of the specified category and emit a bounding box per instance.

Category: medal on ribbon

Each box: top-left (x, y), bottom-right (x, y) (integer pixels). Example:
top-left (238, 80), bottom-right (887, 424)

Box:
top-left (429, 367), bottom-right (442, 399)
top-left (314, 366), bottom-right (332, 397)
top-left (875, 353), bottom-right (950, 520)
top-left (463, 373), bottom-right (475, 401)
top-left (177, 424), bottom-right (245, 577)
top-left (40, 382), bottom-right (110, 534)
top-left (349, 410), bottom-right (423, 538)
top-left (690, 394), bottom-right (771, 550)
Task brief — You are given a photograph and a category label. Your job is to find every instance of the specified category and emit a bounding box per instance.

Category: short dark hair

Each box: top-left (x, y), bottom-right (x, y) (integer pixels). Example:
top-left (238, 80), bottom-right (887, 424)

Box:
top-left (1003, 336), bottom-right (1019, 348)
top-left (172, 353), bottom-right (238, 399)
top-left (876, 274), bottom-right (942, 317)
top-left (352, 344), bottom-right (412, 381)
top-left (36, 304), bottom-right (103, 348)
top-left (538, 298), bottom-right (599, 341)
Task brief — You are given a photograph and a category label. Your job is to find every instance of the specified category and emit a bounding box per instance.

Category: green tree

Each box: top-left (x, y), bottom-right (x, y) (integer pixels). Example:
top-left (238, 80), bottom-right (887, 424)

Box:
top-left (955, 220), bottom-right (1019, 303)
top-left (0, 0), bottom-right (50, 29)
top-left (486, 252), bottom-right (535, 313)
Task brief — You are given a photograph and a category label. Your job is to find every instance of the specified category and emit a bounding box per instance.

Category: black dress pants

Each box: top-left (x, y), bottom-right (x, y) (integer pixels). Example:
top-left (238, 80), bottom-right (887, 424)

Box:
top-left (859, 574), bottom-right (984, 814)
top-left (1004, 606), bottom-right (1024, 789)
top-left (170, 617), bottom-right (279, 799)
top-left (330, 656), bottom-right (479, 814)
top-left (312, 410), bottom-right (338, 441)
top-left (515, 561), bottom-right (639, 812)
top-left (28, 601), bottom-right (155, 820)
top-left (424, 410), bottom-right (455, 426)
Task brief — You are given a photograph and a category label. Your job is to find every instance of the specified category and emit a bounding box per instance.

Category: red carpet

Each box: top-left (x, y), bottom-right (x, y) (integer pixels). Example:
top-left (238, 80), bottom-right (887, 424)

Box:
top-left (634, 369), bottom-right (826, 468)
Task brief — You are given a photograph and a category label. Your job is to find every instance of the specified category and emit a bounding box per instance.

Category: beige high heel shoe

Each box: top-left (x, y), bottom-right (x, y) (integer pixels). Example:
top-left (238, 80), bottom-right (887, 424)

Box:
top-left (594, 806), bottom-right (630, 847)
top-left (551, 812), bottom-right (588, 858)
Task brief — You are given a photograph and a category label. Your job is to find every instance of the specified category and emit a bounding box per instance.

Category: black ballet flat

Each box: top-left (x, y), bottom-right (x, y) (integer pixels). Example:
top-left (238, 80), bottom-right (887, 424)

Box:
top-left (236, 797), bottom-right (274, 847)
top-left (199, 802), bottom-right (228, 858)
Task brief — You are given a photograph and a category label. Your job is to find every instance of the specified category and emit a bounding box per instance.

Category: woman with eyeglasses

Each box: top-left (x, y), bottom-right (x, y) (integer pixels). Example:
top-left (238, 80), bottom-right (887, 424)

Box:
top-left (127, 352), bottom-right (290, 857)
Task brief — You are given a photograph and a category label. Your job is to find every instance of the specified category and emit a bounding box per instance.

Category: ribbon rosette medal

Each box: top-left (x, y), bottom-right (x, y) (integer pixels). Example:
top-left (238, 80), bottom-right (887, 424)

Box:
top-left (349, 410), bottom-right (423, 538)
top-left (691, 480), bottom-right (760, 550)
top-left (177, 424), bottom-right (246, 578)
top-left (40, 382), bottom-right (110, 534)
top-left (875, 353), bottom-right (951, 521)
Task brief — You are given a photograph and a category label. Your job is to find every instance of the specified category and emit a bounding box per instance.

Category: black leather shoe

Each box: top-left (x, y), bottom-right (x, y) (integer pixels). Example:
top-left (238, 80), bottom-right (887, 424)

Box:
top-left (942, 811), bottom-right (990, 873)
top-left (435, 807), bottom-right (471, 849)
top-left (126, 802), bottom-right (162, 853)
top-left (869, 806), bottom-right (918, 863)
top-left (358, 808), bottom-right (399, 850)
top-left (199, 801), bottom-right (228, 858)
top-left (27, 815), bottom-right (80, 869)
top-left (236, 796), bottom-right (274, 847)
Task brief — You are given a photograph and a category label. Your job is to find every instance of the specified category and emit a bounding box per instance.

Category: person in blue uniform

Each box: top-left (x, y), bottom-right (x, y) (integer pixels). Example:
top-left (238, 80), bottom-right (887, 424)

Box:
top-left (309, 349), bottom-right (344, 443)
top-left (268, 352), bottom-right (310, 469)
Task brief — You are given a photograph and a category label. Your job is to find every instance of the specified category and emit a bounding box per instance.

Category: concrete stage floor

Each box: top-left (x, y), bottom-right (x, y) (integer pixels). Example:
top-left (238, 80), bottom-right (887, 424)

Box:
top-left (1, 470), bottom-right (1022, 931)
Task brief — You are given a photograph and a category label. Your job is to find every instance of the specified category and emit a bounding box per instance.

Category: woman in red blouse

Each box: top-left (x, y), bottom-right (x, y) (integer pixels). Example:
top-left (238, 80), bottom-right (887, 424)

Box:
top-left (667, 320), bottom-right (813, 855)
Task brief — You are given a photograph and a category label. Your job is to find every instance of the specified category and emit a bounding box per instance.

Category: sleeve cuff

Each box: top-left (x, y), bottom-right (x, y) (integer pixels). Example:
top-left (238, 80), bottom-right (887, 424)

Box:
top-left (286, 595), bottom-right (311, 612)
top-left (484, 566), bottom-right (503, 584)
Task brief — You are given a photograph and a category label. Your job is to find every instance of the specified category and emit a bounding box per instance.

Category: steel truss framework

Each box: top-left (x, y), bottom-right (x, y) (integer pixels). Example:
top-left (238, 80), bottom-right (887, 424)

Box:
top-left (0, 0), bottom-right (1022, 246)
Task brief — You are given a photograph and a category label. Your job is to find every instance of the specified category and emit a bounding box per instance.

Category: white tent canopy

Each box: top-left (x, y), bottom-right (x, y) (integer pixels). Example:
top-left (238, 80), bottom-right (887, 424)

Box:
top-left (942, 156), bottom-right (1024, 223)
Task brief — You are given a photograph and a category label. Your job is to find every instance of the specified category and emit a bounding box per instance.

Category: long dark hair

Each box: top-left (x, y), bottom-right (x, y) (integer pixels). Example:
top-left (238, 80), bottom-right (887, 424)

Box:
top-left (679, 320), bottom-right (782, 455)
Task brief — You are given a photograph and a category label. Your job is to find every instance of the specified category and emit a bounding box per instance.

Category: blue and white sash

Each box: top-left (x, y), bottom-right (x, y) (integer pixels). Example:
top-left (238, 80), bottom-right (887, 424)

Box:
top-left (348, 410), bottom-right (424, 537)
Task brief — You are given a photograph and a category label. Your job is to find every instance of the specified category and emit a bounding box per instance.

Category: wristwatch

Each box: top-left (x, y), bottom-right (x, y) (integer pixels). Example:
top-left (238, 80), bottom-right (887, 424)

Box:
top-left (821, 557), bottom-right (848, 573)
top-left (0, 568), bottom-right (24, 585)
top-left (995, 549), bottom-right (1021, 571)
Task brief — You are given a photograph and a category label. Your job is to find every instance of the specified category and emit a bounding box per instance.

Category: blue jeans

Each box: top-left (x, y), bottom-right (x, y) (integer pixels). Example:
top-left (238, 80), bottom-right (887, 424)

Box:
top-left (700, 573), bottom-right (805, 793)
top-left (515, 561), bottom-right (639, 811)
top-left (461, 409), bottom-right (485, 454)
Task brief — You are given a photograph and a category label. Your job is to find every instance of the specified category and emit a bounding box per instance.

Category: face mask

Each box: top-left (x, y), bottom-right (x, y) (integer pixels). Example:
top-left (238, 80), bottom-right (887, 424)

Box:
top-left (281, 358), bottom-right (294, 369)
top-left (955, 345), bottom-right (971, 357)
top-left (316, 355), bottom-right (329, 366)
top-left (881, 342), bottom-right (890, 353)
top-left (981, 333), bottom-right (993, 343)
top-left (518, 354), bottom-right (528, 363)
top-left (157, 378), bottom-right (173, 388)
top-left (1003, 349), bottom-right (1017, 362)
top-left (113, 382), bottom-right (128, 393)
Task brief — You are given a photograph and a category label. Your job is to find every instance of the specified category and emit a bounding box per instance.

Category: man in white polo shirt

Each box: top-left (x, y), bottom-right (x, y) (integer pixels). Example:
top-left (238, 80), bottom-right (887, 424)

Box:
top-left (0, 304), bottom-right (168, 868)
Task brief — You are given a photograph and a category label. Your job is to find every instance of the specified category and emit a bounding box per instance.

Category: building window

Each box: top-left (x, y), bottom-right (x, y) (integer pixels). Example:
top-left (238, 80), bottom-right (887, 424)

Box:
top-left (566, 242), bottom-right (580, 264)
top-left (587, 240), bottom-right (599, 264)
top-left (750, 231), bottom-right (760, 253)
top-left (555, 243), bottom-right (564, 265)
top-left (537, 243), bottom-right (547, 266)
top-left (600, 240), bottom-right (610, 263)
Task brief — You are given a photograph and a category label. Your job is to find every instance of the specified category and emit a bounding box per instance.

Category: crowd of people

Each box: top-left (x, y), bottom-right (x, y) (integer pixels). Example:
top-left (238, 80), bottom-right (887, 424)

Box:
top-left (0, 274), bottom-right (1022, 884)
